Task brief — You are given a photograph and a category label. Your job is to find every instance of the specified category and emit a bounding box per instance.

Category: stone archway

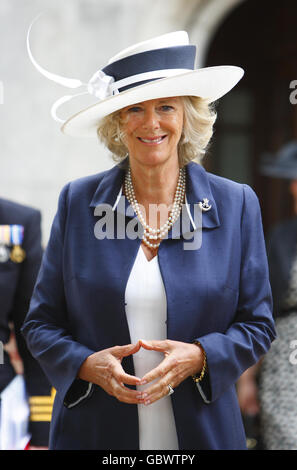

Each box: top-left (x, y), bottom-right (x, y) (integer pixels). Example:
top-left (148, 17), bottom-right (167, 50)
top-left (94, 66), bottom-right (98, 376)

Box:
top-left (187, 0), bottom-right (246, 67)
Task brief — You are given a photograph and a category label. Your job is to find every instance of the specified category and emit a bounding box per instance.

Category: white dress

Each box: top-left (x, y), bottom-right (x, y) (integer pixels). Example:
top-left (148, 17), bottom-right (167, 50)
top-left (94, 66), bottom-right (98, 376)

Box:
top-left (125, 246), bottom-right (179, 450)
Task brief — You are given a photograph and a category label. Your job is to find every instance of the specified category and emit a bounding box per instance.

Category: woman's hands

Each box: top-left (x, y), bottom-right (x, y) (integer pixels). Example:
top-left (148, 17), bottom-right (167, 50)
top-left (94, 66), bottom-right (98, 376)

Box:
top-left (78, 342), bottom-right (144, 404)
top-left (78, 339), bottom-right (205, 406)
top-left (137, 339), bottom-right (204, 405)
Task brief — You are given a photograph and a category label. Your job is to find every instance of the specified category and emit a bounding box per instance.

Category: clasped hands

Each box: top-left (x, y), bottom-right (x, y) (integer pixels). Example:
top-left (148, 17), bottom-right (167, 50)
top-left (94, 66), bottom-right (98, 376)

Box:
top-left (78, 339), bottom-right (204, 406)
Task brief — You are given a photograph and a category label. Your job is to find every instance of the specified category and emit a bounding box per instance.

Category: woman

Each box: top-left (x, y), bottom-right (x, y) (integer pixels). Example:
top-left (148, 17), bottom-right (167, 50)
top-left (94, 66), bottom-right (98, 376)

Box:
top-left (238, 141), bottom-right (297, 450)
top-left (22, 29), bottom-right (275, 450)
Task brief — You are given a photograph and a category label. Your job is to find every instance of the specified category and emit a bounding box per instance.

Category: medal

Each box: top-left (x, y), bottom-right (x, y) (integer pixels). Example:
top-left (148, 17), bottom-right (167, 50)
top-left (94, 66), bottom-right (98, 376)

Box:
top-left (0, 243), bottom-right (10, 262)
top-left (0, 224), bottom-right (26, 263)
top-left (10, 225), bottom-right (26, 263)
top-left (10, 244), bottom-right (26, 263)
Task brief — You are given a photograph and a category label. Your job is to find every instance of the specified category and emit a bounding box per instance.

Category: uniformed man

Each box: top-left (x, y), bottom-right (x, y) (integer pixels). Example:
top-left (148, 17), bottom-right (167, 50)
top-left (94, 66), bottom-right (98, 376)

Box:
top-left (0, 197), bottom-right (52, 449)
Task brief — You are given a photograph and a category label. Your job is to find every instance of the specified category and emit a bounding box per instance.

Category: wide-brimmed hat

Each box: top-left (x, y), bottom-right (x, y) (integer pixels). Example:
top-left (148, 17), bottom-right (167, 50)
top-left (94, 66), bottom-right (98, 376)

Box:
top-left (27, 18), bottom-right (244, 138)
top-left (260, 141), bottom-right (297, 179)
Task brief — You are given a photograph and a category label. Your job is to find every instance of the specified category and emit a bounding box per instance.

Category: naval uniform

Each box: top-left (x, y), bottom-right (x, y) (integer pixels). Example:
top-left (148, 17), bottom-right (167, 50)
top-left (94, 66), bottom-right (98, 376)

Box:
top-left (0, 198), bottom-right (52, 448)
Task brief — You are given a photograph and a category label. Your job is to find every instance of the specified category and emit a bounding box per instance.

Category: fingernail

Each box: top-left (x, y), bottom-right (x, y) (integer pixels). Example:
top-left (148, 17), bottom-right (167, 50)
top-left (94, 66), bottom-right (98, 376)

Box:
top-left (140, 379), bottom-right (147, 385)
top-left (144, 400), bottom-right (150, 406)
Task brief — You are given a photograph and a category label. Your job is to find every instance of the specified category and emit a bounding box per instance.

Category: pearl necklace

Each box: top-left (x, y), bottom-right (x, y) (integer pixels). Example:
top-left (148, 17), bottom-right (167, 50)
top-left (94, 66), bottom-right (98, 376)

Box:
top-left (124, 167), bottom-right (186, 249)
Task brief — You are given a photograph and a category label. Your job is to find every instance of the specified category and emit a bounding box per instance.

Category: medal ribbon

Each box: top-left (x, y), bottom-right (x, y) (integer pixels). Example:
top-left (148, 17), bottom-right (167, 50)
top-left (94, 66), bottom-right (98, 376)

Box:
top-left (11, 225), bottom-right (24, 246)
top-left (0, 225), bottom-right (12, 245)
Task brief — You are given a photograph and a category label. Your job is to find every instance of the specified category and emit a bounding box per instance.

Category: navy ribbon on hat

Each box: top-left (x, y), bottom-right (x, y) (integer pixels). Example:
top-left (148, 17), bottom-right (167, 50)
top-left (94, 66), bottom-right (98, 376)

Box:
top-left (102, 45), bottom-right (196, 92)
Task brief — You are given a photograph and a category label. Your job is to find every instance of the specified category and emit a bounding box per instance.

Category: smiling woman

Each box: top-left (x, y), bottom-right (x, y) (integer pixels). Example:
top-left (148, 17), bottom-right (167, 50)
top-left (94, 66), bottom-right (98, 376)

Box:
top-left (97, 96), bottom-right (217, 167)
top-left (22, 28), bottom-right (275, 450)
top-left (120, 97), bottom-right (184, 170)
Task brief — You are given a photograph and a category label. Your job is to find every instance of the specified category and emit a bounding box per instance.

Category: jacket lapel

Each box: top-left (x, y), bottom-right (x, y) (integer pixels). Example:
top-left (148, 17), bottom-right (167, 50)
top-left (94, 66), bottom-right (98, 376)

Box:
top-left (89, 159), bottom-right (220, 235)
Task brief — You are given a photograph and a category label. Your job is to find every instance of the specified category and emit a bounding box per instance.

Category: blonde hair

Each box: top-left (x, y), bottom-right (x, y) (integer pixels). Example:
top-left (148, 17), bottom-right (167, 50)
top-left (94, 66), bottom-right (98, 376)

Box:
top-left (97, 96), bottom-right (217, 167)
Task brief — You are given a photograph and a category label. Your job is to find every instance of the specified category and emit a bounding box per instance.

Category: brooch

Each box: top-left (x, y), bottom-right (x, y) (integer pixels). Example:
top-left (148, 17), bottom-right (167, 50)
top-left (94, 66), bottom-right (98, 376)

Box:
top-left (198, 198), bottom-right (212, 212)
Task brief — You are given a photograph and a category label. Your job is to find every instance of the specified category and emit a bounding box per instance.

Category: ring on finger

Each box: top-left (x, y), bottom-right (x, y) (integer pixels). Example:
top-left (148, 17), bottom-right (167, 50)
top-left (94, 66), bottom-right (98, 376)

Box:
top-left (167, 384), bottom-right (174, 396)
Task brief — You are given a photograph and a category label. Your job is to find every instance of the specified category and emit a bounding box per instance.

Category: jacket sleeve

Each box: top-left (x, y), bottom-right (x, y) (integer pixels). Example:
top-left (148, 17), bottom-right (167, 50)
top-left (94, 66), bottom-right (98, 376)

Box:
top-left (21, 184), bottom-right (95, 407)
top-left (195, 184), bottom-right (276, 403)
top-left (11, 209), bottom-right (52, 446)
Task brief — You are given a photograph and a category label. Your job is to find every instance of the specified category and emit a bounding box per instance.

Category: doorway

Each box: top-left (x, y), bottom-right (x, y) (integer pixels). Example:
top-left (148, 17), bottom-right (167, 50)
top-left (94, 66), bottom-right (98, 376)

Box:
top-left (203, 0), bottom-right (297, 233)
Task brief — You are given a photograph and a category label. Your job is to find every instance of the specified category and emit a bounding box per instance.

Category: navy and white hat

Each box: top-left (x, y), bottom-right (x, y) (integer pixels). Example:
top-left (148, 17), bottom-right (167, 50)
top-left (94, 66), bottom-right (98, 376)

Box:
top-left (27, 19), bottom-right (244, 138)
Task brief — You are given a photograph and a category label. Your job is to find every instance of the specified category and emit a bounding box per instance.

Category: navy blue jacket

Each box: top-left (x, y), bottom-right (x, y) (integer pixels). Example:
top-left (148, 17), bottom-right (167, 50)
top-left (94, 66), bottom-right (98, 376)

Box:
top-left (22, 161), bottom-right (276, 450)
top-left (0, 198), bottom-right (51, 446)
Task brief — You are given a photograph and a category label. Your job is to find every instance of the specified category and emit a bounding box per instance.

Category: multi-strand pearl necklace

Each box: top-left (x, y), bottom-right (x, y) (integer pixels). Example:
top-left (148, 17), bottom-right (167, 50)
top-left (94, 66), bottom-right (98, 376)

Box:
top-left (124, 167), bottom-right (186, 249)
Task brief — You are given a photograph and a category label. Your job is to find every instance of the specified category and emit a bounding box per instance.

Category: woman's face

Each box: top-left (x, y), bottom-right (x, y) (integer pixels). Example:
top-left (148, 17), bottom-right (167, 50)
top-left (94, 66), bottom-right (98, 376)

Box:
top-left (119, 97), bottom-right (184, 167)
